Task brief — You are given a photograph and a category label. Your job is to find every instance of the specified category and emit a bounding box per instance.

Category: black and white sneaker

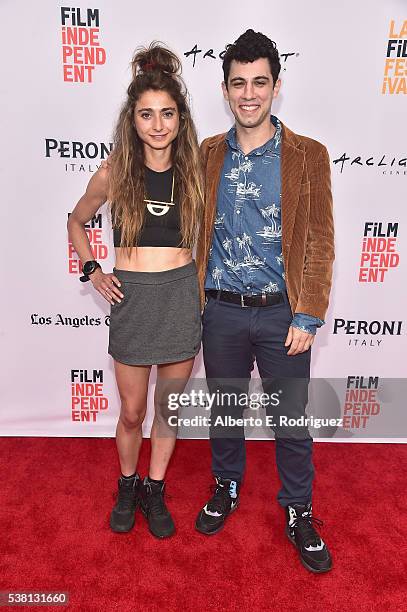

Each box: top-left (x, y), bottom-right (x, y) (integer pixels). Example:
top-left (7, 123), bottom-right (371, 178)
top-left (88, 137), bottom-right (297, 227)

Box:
top-left (286, 502), bottom-right (332, 573)
top-left (109, 474), bottom-right (141, 533)
top-left (195, 477), bottom-right (240, 535)
top-left (140, 478), bottom-right (175, 539)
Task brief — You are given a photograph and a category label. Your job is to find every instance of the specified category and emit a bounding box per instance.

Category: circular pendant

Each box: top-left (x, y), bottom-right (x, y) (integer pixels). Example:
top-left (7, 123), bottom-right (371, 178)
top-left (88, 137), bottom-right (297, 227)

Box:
top-left (147, 203), bottom-right (170, 216)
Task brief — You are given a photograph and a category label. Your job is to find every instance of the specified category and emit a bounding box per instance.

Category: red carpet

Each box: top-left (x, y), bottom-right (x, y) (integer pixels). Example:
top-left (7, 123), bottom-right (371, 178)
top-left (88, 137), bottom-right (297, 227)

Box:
top-left (0, 438), bottom-right (406, 611)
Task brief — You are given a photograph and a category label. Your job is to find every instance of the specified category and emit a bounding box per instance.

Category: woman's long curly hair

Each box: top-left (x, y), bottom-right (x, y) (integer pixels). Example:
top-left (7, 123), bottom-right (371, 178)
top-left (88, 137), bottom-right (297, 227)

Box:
top-left (107, 42), bottom-right (204, 250)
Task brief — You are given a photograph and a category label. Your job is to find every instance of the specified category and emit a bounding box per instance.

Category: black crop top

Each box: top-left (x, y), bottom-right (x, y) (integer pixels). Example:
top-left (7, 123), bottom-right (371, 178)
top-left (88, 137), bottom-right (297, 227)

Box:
top-left (113, 166), bottom-right (183, 247)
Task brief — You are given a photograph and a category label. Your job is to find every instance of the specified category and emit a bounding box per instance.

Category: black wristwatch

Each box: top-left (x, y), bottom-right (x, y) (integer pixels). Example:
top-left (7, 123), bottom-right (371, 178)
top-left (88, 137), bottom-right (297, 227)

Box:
top-left (79, 260), bottom-right (101, 282)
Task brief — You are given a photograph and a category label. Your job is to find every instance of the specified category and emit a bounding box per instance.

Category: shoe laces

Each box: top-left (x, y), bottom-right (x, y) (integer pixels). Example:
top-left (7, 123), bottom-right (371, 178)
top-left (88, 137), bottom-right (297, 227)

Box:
top-left (116, 479), bottom-right (137, 510)
top-left (291, 512), bottom-right (324, 548)
top-left (146, 483), bottom-right (168, 517)
top-left (207, 482), bottom-right (232, 516)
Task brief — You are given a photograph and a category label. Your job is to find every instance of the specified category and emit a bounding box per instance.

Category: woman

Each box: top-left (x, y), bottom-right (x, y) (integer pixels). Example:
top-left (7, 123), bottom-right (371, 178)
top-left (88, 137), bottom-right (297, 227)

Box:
top-left (67, 43), bottom-right (204, 539)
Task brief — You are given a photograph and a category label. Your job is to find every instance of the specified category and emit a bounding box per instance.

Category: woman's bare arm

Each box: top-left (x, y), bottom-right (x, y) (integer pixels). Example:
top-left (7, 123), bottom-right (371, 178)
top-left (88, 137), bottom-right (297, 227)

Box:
top-left (67, 165), bottom-right (123, 304)
top-left (67, 165), bottom-right (109, 262)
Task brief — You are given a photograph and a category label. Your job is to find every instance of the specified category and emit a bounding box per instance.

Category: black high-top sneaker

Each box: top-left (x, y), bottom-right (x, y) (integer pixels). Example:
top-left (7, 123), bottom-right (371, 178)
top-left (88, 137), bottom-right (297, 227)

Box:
top-left (110, 474), bottom-right (141, 533)
top-left (286, 502), bottom-right (332, 573)
top-left (140, 478), bottom-right (175, 539)
top-left (195, 476), bottom-right (240, 535)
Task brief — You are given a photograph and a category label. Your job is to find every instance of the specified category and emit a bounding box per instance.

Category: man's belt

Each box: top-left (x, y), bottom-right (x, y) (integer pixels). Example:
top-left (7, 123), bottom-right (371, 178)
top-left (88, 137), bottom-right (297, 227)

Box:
top-left (206, 289), bottom-right (284, 308)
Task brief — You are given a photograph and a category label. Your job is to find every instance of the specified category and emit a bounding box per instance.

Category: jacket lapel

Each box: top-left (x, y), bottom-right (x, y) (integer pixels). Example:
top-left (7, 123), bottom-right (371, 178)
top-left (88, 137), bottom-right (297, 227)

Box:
top-left (281, 123), bottom-right (306, 261)
top-left (203, 125), bottom-right (305, 272)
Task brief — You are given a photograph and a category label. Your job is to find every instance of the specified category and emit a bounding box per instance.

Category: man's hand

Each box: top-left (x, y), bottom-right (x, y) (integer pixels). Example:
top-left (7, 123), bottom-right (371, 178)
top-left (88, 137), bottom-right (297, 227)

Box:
top-left (284, 326), bottom-right (315, 356)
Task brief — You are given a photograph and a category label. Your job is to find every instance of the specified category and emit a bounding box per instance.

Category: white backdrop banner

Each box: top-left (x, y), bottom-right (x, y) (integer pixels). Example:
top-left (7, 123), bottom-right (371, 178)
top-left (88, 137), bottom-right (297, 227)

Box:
top-left (0, 0), bottom-right (406, 440)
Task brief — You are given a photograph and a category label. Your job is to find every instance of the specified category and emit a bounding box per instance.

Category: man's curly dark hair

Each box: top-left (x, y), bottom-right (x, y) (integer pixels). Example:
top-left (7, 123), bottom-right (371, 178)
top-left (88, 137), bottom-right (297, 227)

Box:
top-left (222, 29), bottom-right (281, 87)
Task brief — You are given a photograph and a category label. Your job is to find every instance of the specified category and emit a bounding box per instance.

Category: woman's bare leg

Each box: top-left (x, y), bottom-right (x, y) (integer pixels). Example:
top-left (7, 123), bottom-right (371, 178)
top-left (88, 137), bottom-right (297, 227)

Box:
top-left (149, 357), bottom-right (195, 480)
top-left (114, 360), bottom-right (151, 476)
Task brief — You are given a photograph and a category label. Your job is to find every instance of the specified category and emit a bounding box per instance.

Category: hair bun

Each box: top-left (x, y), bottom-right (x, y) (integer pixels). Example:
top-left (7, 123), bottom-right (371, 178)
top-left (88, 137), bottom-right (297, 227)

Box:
top-left (132, 42), bottom-right (181, 78)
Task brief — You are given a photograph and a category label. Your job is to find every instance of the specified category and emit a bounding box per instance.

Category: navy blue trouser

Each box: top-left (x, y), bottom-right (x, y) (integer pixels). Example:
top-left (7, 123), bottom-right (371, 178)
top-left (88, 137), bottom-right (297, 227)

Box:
top-left (202, 292), bottom-right (314, 507)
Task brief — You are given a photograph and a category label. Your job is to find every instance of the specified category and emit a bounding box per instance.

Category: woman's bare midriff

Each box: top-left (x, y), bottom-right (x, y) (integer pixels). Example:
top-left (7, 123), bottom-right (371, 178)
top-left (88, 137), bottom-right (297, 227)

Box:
top-left (114, 246), bottom-right (192, 272)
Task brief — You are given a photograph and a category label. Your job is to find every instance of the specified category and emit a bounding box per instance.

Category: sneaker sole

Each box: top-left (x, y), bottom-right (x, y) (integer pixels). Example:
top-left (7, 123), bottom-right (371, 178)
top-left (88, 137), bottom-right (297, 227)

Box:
top-left (286, 528), bottom-right (333, 574)
top-left (195, 500), bottom-right (239, 536)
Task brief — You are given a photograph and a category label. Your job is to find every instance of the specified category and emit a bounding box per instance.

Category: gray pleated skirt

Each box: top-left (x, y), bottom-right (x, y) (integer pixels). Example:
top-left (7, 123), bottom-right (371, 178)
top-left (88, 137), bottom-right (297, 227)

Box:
top-left (108, 261), bottom-right (201, 366)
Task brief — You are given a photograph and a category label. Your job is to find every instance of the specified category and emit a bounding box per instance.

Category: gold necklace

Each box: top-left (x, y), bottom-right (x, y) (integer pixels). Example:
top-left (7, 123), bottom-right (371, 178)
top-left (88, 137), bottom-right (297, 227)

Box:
top-left (143, 171), bottom-right (175, 217)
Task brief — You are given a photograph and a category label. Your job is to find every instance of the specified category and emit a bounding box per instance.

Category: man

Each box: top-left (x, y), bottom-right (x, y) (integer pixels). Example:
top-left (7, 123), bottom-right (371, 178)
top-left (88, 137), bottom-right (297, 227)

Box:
top-left (194, 29), bottom-right (335, 574)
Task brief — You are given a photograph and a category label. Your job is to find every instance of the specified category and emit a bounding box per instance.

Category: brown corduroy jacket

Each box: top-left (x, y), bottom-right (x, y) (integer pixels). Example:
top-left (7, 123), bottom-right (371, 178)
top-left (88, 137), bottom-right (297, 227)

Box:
top-left (195, 122), bottom-right (335, 322)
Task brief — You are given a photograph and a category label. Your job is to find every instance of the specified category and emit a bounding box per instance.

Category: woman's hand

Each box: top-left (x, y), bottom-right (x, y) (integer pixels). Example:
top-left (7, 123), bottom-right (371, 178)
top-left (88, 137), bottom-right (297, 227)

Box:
top-left (90, 269), bottom-right (124, 305)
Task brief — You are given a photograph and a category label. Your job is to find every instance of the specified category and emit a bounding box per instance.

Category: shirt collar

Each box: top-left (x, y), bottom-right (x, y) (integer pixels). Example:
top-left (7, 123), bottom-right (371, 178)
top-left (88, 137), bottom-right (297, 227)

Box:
top-left (225, 115), bottom-right (281, 155)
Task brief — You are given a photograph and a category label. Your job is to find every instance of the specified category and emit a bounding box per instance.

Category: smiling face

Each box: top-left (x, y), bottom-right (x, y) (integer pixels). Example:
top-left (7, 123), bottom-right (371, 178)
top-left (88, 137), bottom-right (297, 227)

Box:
top-left (222, 57), bottom-right (281, 130)
top-left (134, 89), bottom-right (180, 152)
